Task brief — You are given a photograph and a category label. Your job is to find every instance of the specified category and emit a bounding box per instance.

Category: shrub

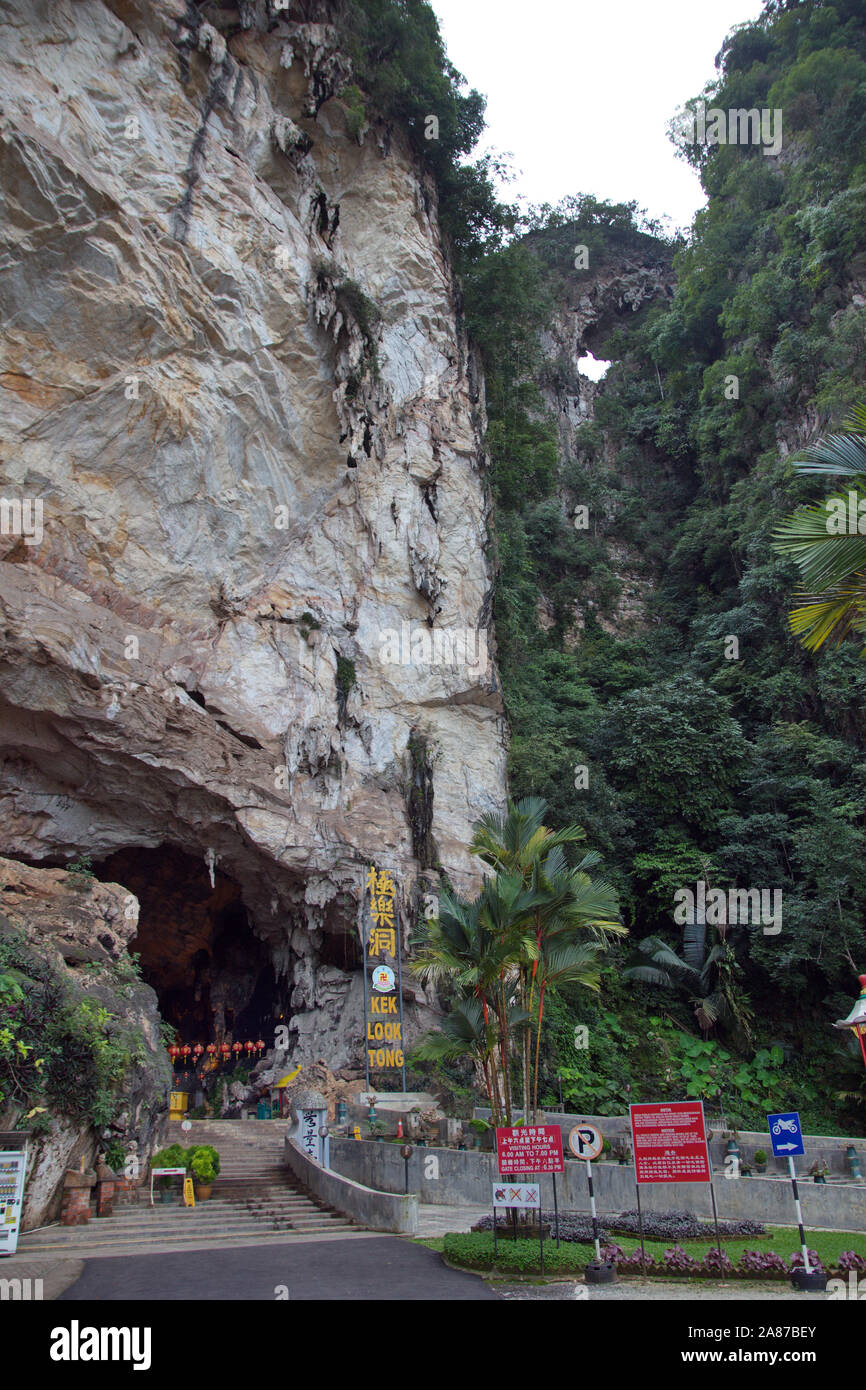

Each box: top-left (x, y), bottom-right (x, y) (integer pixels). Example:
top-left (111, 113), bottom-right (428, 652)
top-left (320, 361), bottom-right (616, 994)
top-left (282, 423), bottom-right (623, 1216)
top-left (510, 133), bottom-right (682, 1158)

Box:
top-left (443, 1231), bottom-right (590, 1275)
top-left (610, 1209), bottom-right (765, 1240)
top-left (662, 1245), bottom-right (702, 1276)
top-left (190, 1152), bottom-right (217, 1185)
top-left (837, 1250), bottom-right (866, 1272)
top-left (790, 1248), bottom-right (825, 1272)
top-left (701, 1248), bottom-right (735, 1276)
top-left (150, 1144), bottom-right (187, 1170)
top-left (186, 1144), bottom-right (220, 1177)
top-left (736, 1249), bottom-right (789, 1278)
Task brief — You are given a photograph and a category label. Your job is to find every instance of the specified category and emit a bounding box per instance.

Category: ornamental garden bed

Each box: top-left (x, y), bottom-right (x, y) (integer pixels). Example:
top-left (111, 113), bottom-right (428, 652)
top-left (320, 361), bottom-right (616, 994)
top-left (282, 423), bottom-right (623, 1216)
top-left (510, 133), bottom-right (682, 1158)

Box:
top-left (443, 1229), bottom-right (866, 1282)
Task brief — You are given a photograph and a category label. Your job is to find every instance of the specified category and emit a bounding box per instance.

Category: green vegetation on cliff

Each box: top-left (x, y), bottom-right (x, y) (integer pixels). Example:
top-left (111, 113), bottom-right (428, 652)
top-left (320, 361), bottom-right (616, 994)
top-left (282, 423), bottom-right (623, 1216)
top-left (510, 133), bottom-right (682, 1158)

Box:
top-left (343, 0), bottom-right (866, 1127)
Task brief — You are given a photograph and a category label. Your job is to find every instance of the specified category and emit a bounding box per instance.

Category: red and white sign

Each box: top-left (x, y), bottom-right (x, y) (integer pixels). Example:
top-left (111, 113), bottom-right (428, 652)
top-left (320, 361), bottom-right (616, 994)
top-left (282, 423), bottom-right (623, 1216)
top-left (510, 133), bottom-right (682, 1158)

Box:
top-left (496, 1125), bottom-right (564, 1174)
top-left (629, 1101), bottom-right (711, 1184)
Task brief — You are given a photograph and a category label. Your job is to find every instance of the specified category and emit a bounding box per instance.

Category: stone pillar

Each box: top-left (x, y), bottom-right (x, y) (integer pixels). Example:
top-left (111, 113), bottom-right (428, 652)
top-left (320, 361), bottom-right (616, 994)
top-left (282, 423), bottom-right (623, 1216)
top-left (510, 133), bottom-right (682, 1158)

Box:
top-left (61, 1170), bottom-right (95, 1226)
top-left (95, 1162), bottom-right (117, 1217)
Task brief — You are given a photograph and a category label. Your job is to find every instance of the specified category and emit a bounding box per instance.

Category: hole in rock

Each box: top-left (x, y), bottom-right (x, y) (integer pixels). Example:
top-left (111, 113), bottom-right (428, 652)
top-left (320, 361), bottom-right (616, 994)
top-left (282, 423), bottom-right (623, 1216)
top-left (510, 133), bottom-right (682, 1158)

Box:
top-left (92, 845), bottom-right (286, 1046)
top-left (577, 352), bottom-right (611, 381)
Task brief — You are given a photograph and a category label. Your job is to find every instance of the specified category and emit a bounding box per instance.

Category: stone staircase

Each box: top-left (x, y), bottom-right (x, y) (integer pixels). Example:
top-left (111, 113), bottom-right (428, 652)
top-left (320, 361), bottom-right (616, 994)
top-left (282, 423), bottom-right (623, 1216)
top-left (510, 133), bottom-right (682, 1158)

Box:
top-left (16, 1119), bottom-right (365, 1258)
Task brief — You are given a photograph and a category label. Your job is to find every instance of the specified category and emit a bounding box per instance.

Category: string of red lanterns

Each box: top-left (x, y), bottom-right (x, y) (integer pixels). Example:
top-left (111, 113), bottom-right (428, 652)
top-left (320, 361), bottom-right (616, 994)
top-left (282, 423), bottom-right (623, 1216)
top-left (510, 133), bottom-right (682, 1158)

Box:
top-left (167, 1039), bottom-right (266, 1061)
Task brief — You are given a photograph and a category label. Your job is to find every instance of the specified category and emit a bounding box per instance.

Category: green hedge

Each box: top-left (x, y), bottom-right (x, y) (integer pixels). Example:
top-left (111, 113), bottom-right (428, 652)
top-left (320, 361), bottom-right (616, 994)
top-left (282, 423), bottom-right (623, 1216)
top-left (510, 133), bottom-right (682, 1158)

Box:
top-left (443, 1231), bottom-right (592, 1275)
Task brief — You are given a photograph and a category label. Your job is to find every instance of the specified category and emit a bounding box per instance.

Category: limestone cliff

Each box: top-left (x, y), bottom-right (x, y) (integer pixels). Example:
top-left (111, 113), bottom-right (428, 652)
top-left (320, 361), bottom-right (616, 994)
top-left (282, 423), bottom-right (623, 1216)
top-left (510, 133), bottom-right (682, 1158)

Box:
top-left (0, 856), bottom-right (169, 1228)
top-left (0, 0), bottom-right (507, 1070)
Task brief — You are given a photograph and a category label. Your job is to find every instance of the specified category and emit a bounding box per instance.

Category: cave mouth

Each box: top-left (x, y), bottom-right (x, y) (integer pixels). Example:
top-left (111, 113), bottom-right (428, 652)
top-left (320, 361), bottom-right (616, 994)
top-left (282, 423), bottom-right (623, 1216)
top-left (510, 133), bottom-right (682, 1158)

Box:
top-left (92, 845), bottom-right (288, 1049)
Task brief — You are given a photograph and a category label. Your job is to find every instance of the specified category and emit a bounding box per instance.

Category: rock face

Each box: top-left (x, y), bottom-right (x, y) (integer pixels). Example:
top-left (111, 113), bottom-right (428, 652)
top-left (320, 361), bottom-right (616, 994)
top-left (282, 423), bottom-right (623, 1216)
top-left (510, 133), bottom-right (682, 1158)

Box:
top-left (0, 855), bottom-right (169, 1228)
top-left (532, 241), bottom-right (676, 637)
top-left (0, 1), bottom-right (507, 1069)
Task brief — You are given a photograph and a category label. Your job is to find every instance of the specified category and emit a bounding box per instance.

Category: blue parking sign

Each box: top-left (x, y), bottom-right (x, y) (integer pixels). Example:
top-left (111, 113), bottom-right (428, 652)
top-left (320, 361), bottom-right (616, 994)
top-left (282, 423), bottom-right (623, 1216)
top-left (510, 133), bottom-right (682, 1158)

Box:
top-left (767, 1111), bottom-right (804, 1157)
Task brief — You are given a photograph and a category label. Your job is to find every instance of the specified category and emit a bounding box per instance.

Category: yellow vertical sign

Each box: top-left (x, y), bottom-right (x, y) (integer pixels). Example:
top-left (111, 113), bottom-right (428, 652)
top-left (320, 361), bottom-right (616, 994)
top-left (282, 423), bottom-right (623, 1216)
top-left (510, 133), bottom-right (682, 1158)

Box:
top-left (183, 1176), bottom-right (195, 1207)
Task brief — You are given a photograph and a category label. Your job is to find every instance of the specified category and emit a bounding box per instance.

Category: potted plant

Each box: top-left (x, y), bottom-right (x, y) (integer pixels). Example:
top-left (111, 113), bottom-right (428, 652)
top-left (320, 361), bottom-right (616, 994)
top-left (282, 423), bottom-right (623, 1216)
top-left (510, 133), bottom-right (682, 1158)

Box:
top-left (753, 1148), bottom-right (768, 1173)
top-left (190, 1150), bottom-right (216, 1199)
top-left (612, 1138), bottom-right (632, 1166)
top-left (150, 1144), bottom-right (188, 1203)
top-left (185, 1143), bottom-right (220, 1199)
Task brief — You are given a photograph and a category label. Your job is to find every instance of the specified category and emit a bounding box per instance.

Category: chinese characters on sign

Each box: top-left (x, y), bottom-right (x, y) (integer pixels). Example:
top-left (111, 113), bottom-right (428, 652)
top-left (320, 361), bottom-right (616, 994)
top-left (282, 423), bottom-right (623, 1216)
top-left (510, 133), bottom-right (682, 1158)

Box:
top-left (301, 1109), bottom-right (321, 1162)
top-left (495, 1125), bottom-right (565, 1175)
top-left (629, 1101), bottom-right (711, 1184)
top-left (363, 866), bottom-right (405, 1088)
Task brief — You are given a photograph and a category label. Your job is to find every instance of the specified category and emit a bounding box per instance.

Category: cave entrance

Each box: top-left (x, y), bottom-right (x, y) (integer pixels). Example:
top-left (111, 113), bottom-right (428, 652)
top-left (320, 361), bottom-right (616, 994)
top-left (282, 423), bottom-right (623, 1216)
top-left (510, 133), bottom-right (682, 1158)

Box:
top-left (92, 845), bottom-right (285, 1049)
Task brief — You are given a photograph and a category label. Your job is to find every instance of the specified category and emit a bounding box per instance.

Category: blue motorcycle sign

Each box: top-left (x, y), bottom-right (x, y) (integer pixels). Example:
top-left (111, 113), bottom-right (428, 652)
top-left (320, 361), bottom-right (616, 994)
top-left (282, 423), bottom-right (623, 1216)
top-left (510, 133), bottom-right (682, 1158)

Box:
top-left (767, 1111), bottom-right (805, 1157)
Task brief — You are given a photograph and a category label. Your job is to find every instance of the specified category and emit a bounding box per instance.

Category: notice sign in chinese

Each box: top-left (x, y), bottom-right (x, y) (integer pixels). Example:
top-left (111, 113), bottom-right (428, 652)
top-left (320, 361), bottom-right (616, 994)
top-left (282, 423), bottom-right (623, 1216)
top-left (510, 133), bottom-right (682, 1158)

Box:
top-left (630, 1101), bottom-right (711, 1184)
top-left (496, 1125), bottom-right (564, 1175)
top-left (364, 865), bottom-right (405, 1081)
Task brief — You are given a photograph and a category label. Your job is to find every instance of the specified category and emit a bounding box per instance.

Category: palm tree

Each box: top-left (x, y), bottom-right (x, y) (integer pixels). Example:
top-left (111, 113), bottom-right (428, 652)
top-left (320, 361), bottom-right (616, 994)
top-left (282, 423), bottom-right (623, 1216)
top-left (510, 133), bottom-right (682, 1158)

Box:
top-left (415, 798), bottom-right (624, 1122)
top-left (773, 405), bottom-right (866, 654)
top-left (411, 874), bottom-right (542, 1123)
top-left (623, 920), bottom-right (753, 1041)
top-left (527, 848), bottom-right (623, 1117)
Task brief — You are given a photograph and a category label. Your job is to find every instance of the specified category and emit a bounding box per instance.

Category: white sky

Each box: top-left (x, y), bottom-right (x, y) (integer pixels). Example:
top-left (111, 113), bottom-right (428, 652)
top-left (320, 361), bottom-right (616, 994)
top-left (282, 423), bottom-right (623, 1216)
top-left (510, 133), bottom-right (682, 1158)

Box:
top-left (430, 0), bottom-right (767, 232)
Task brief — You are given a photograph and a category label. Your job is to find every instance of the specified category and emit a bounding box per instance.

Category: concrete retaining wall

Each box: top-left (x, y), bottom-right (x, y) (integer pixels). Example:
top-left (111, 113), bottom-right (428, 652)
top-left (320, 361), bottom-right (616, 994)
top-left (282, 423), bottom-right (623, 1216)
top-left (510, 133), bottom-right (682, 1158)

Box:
top-left (283, 1137), bottom-right (418, 1234)
top-left (330, 1138), bottom-right (866, 1232)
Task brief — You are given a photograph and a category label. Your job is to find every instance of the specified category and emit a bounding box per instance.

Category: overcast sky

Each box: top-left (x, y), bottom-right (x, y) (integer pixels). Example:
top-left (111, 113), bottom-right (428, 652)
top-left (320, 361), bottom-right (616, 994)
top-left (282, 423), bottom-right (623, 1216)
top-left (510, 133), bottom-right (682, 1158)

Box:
top-left (430, 0), bottom-right (767, 233)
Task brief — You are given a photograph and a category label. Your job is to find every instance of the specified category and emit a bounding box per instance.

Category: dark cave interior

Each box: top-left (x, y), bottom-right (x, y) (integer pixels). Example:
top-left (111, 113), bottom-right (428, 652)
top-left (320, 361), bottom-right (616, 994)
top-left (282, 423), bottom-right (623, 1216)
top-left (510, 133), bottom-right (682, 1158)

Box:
top-left (92, 844), bottom-right (287, 1046)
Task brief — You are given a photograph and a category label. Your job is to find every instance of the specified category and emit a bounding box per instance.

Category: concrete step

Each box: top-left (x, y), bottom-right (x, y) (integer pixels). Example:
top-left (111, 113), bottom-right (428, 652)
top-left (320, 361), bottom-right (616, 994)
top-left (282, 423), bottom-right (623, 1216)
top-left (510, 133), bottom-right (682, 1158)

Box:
top-left (20, 1212), bottom-right (355, 1247)
top-left (17, 1225), bottom-right (360, 1256)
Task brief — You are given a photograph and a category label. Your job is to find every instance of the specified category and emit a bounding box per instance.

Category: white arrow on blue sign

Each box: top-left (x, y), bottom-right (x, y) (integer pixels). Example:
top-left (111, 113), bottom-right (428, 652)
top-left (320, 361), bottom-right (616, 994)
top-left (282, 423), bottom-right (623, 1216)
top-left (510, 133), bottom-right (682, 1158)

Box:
top-left (767, 1111), bottom-right (804, 1157)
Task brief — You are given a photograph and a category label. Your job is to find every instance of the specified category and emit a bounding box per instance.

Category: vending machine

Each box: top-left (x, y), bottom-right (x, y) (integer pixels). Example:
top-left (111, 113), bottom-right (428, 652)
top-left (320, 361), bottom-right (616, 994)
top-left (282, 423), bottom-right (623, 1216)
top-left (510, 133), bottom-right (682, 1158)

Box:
top-left (0, 1135), bottom-right (29, 1257)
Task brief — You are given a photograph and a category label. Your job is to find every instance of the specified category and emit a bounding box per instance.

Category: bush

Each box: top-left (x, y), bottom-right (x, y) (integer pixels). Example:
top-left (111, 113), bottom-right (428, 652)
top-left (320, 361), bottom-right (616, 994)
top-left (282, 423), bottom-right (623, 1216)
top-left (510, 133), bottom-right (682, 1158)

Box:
top-left (737, 1249), bottom-right (790, 1278)
top-left (473, 1211), bottom-right (609, 1243)
top-left (150, 1144), bottom-right (187, 1170)
top-left (610, 1209), bottom-right (765, 1241)
top-left (443, 1231), bottom-right (590, 1275)
top-left (190, 1152), bottom-right (217, 1185)
top-left (186, 1144), bottom-right (220, 1178)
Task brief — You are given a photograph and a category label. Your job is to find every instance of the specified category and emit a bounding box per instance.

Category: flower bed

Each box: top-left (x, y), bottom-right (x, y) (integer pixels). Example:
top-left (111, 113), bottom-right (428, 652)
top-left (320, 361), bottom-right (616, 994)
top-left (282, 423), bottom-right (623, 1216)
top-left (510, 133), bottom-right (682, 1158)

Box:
top-left (443, 1231), bottom-right (866, 1282)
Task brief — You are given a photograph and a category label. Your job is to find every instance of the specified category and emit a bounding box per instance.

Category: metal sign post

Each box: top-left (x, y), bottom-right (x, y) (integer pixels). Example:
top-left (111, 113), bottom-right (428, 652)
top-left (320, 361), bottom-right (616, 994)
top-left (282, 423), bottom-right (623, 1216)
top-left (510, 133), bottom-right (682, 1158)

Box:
top-left (567, 1121), bottom-right (613, 1281)
top-left (568, 1123), bottom-right (604, 1261)
top-left (630, 1102), bottom-right (712, 1281)
top-left (767, 1111), bottom-right (826, 1291)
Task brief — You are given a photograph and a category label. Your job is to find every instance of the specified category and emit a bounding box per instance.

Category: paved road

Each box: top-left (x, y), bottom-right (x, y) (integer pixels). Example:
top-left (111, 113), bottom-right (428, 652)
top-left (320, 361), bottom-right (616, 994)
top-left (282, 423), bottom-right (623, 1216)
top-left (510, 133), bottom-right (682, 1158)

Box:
top-left (58, 1235), bottom-right (497, 1301)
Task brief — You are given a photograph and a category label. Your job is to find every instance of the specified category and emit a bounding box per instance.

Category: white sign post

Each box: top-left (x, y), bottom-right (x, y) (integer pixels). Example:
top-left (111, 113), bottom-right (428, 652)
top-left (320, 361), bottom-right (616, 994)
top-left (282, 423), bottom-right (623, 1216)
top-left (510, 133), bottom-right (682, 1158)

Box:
top-left (568, 1123), bottom-right (604, 1262)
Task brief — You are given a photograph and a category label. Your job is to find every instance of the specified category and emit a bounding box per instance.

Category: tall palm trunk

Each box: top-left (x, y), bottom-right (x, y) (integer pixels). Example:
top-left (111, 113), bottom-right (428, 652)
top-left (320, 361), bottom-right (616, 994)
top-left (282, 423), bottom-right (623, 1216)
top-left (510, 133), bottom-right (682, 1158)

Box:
top-left (532, 979), bottom-right (547, 1122)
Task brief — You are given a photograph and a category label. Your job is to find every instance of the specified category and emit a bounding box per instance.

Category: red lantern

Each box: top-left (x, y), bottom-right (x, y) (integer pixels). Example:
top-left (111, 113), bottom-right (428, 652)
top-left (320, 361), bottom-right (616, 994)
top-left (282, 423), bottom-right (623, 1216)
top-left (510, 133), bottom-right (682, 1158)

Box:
top-left (232, 1041), bottom-right (242, 1055)
top-left (244, 1041), bottom-right (254, 1054)
top-left (168, 1045), bottom-right (179, 1059)
top-left (220, 1042), bottom-right (230, 1056)
top-left (256, 1039), bottom-right (265, 1053)
top-left (206, 1043), bottom-right (216, 1055)
top-left (181, 1044), bottom-right (191, 1058)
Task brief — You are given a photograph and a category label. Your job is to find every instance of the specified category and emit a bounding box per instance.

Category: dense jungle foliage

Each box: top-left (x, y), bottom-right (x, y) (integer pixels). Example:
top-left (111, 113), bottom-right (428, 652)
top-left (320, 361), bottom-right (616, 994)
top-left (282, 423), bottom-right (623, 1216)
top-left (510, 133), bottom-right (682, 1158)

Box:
top-left (340, 0), bottom-right (866, 1129)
